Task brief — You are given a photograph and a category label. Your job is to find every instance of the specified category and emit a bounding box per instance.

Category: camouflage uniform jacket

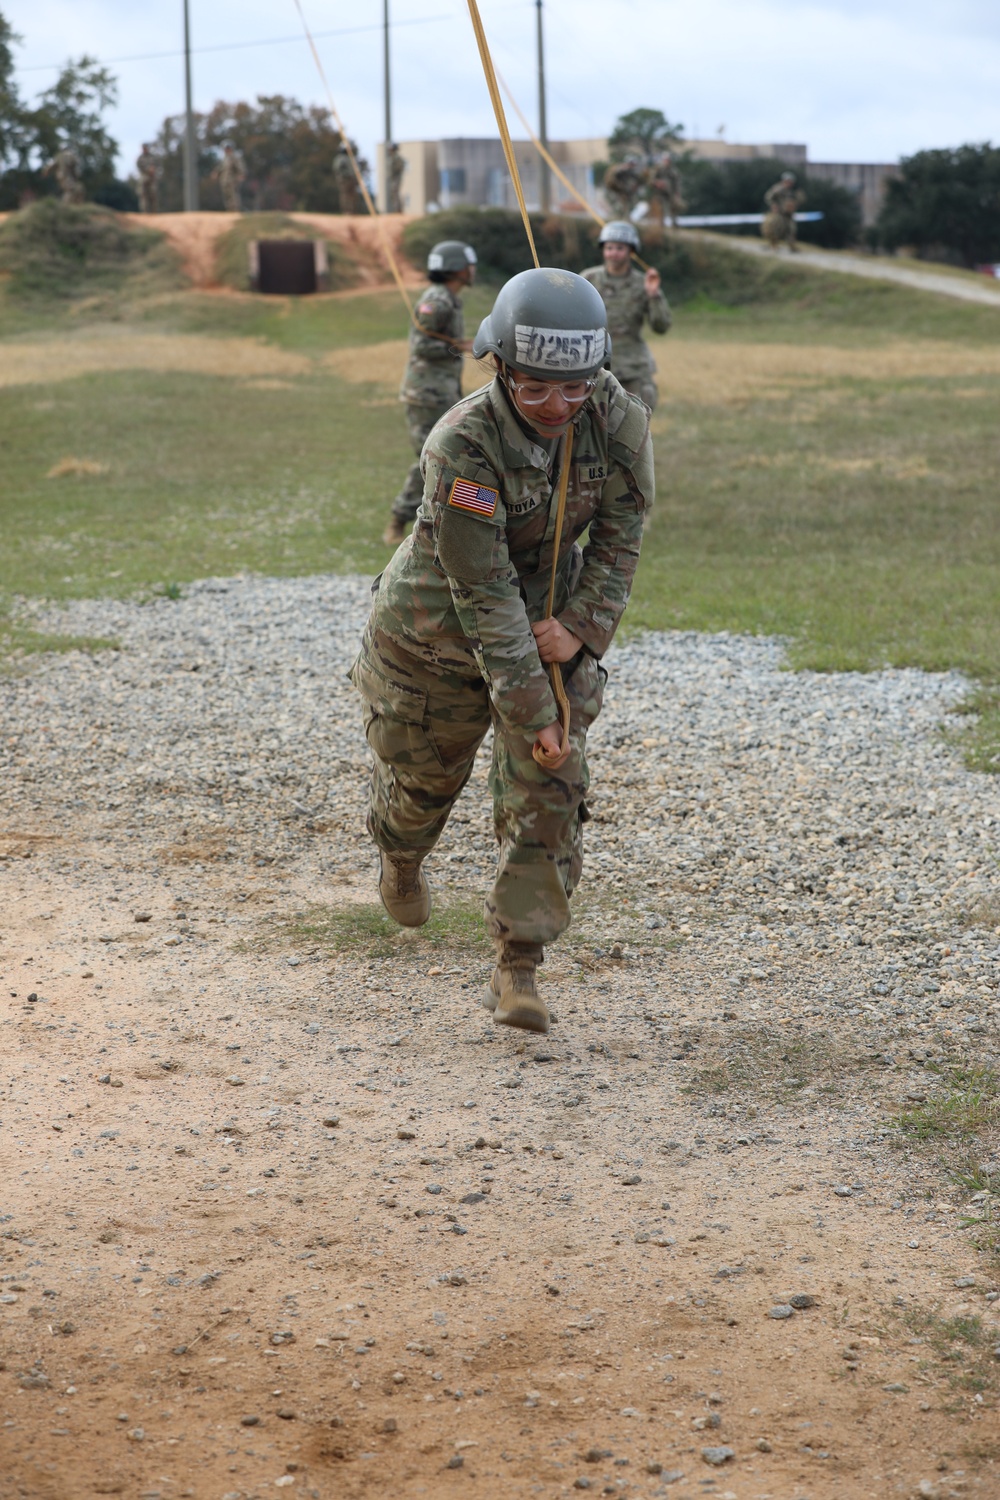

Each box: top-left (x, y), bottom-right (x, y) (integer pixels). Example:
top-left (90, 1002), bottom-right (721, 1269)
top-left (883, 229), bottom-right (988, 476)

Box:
top-left (399, 282), bottom-right (465, 406)
top-left (580, 265), bottom-right (671, 383)
top-left (764, 181), bottom-right (803, 216)
top-left (371, 371), bottom-right (653, 735)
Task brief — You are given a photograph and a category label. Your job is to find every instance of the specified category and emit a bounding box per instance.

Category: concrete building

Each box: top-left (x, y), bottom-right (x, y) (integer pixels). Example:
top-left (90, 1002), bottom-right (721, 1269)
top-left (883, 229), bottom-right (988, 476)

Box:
top-left (379, 137), bottom-right (606, 217)
top-left (383, 137), bottom-right (897, 227)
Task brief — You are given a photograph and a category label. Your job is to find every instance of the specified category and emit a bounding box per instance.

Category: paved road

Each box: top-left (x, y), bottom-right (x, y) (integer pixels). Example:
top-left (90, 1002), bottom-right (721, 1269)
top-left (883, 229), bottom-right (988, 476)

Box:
top-left (697, 232), bottom-right (1000, 309)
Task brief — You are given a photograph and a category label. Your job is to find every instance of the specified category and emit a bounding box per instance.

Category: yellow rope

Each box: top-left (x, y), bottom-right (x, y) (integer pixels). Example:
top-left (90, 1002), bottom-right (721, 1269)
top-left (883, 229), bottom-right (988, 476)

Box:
top-left (495, 68), bottom-right (602, 227)
top-left (465, 0), bottom-right (539, 269)
top-left (493, 64), bottom-right (653, 273)
top-left (291, 0), bottom-right (467, 350)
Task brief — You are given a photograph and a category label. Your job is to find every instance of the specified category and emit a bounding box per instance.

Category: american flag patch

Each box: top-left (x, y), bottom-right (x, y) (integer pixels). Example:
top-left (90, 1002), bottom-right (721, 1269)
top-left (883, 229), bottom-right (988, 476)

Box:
top-left (448, 476), bottom-right (499, 517)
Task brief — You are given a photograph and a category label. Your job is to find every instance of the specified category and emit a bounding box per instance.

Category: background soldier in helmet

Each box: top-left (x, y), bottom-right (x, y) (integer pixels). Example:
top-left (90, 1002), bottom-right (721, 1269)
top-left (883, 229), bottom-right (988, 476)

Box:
top-left (602, 155), bottom-right (644, 220)
top-left (581, 221), bottom-right (671, 410)
top-left (334, 144), bottom-right (359, 214)
top-left (383, 240), bottom-right (477, 546)
top-left (136, 144), bottom-right (160, 214)
top-left (217, 145), bottom-right (246, 212)
top-left (48, 146), bottom-right (84, 204)
top-left (647, 151), bottom-right (684, 228)
top-left (763, 170), bottom-right (805, 250)
top-left (386, 143), bottom-right (405, 213)
top-left (352, 267), bottom-right (654, 1035)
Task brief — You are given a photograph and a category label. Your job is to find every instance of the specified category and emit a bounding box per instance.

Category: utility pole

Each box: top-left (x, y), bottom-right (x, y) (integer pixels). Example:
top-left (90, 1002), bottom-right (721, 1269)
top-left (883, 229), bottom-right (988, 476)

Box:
top-left (182, 0), bottom-right (198, 211)
top-left (382, 0), bottom-right (392, 213)
top-left (536, 0), bottom-right (550, 212)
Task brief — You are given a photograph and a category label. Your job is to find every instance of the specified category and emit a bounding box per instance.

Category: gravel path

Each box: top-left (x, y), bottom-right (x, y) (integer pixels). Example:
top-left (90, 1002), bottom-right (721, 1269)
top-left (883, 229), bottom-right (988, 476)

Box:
top-left (5, 573), bottom-right (998, 1024)
top-left (693, 231), bottom-right (1000, 309)
top-left (3, 573), bottom-right (1000, 1498)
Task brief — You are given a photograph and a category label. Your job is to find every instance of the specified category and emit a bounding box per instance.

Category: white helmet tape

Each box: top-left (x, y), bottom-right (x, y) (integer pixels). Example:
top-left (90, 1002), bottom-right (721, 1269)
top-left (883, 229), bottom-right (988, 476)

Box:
top-left (514, 324), bottom-right (607, 373)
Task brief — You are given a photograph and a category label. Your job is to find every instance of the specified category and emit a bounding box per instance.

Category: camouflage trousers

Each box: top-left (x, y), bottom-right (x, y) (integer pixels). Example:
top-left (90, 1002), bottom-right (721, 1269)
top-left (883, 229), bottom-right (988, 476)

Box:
top-left (350, 622), bottom-right (606, 947)
top-left (391, 401), bottom-right (452, 524)
top-left (763, 211), bottom-right (797, 249)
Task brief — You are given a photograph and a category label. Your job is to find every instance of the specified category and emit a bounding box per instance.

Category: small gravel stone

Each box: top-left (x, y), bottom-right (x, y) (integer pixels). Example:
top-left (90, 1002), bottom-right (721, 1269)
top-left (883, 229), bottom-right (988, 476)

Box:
top-left (769, 1304), bottom-right (794, 1320)
top-left (701, 1445), bottom-right (734, 1466)
top-left (240, 1415), bottom-right (260, 1426)
top-left (788, 1294), bottom-right (818, 1309)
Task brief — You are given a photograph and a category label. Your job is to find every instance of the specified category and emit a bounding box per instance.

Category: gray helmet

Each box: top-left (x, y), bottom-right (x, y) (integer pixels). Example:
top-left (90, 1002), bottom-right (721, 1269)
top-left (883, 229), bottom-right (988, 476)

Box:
top-left (599, 219), bottom-right (640, 250)
top-left (781, 171), bottom-right (796, 182)
top-left (473, 267), bottom-right (610, 379)
top-left (427, 240), bottom-right (477, 273)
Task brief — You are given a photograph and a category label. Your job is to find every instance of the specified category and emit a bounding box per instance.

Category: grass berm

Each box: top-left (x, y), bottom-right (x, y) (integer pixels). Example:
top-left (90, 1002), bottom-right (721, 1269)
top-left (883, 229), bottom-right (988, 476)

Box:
top-left (1, 202), bottom-right (998, 770)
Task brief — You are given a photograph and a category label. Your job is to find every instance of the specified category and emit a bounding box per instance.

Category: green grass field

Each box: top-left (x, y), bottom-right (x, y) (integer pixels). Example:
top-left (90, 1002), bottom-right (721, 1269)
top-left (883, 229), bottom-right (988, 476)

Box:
top-left (1, 212), bottom-right (998, 768)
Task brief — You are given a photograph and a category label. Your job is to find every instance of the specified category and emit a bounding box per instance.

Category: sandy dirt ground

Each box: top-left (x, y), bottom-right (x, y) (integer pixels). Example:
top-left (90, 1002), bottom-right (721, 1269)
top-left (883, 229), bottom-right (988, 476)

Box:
top-left (1, 726), bottom-right (997, 1500)
top-left (1, 846), bottom-right (995, 1500)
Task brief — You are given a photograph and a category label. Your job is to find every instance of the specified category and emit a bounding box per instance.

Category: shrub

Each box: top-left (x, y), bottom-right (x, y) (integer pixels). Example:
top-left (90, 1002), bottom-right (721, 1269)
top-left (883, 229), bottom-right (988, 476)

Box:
top-left (876, 144), bottom-right (1000, 266)
top-left (401, 208), bottom-right (816, 306)
top-left (0, 198), bottom-right (182, 301)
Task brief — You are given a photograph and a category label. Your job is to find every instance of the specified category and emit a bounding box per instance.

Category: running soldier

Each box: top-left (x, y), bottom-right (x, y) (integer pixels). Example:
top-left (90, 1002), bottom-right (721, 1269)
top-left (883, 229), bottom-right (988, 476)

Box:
top-left (647, 152), bottom-right (683, 227)
top-left (581, 221), bottom-right (671, 410)
top-left (602, 156), bottom-right (645, 219)
top-left (352, 268), bottom-right (653, 1034)
top-left (382, 239), bottom-right (477, 546)
top-left (763, 171), bottom-right (805, 250)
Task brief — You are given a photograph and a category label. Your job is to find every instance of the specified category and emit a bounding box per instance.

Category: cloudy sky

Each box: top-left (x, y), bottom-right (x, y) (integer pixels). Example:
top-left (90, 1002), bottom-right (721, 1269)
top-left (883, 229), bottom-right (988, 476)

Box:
top-left (6, 0), bottom-right (1000, 179)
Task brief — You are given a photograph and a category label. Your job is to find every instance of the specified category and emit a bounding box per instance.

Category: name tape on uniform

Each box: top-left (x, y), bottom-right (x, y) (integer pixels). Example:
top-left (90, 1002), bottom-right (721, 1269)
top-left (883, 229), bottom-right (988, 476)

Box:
top-left (514, 324), bottom-right (606, 373)
top-left (448, 476), bottom-right (499, 518)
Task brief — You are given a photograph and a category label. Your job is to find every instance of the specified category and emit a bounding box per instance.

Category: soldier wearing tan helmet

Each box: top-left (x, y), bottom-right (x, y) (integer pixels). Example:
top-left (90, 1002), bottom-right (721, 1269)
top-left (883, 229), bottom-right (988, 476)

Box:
top-left (382, 240), bottom-right (477, 546)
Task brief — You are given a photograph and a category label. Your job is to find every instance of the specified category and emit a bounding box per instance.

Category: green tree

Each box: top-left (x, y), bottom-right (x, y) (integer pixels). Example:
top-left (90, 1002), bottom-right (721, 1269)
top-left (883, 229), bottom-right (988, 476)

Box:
top-left (0, 9), bottom-right (27, 174)
top-left (679, 156), bottom-right (862, 250)
top-left (608, 107), bottom-right (683, 163)
top-left (145, 95), bottom-right (358, 213)
top-left (876, 144), bottom-right (1000, 266)
top-left (29, 55), bottom-right (120, 186)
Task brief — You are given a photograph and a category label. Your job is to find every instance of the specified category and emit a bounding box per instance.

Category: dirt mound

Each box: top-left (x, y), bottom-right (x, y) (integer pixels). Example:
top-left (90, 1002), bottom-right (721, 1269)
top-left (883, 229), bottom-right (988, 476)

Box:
top-left (128, 210), bottom-right (422, 292)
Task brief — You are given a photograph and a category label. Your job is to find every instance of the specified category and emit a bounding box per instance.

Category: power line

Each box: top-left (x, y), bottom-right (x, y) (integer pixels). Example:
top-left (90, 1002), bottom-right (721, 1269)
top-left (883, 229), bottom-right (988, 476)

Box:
top-left (16, 13), bottom-right (455, 75)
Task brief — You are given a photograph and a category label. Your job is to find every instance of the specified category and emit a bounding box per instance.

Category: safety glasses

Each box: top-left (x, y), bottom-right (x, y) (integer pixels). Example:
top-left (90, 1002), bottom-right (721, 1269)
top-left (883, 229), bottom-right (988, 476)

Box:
top-left (506, 374), bottom-right (597, 408)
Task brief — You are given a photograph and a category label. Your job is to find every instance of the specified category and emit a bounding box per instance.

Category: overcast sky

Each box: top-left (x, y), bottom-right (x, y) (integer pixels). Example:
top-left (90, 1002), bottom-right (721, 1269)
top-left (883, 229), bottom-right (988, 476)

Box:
top-left (6, 0), bottom-right (1000, 179)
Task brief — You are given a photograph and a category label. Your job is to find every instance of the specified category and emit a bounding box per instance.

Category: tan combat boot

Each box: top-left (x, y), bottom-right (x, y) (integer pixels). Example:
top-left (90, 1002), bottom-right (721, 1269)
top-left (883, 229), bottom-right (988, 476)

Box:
top-left (483, 943), bottom-right (549, 1034)
top-left (378, 851), bottom-right (431, 928)
top-left (382, 516), bottom-right (407, 546)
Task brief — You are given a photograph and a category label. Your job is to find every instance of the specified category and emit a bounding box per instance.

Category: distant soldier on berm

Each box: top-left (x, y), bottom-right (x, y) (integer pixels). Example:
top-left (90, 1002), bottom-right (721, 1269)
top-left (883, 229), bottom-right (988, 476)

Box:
top-left (217, 145), bottom-right (246, 213)
top-left (762, 171), bottom-right (805, 251)
top-left (136, 144), bottom-right (160, 214)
